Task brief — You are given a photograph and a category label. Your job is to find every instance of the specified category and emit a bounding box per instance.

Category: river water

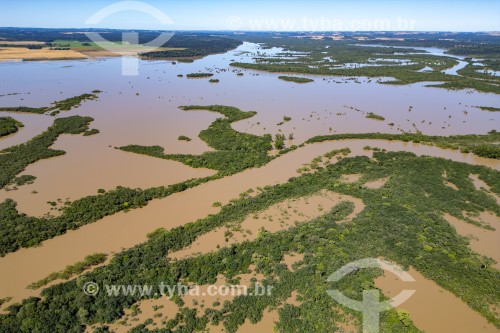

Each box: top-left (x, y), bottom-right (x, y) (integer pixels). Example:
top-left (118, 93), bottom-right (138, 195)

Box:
top-left (0, 42), bottom-right (498, 332)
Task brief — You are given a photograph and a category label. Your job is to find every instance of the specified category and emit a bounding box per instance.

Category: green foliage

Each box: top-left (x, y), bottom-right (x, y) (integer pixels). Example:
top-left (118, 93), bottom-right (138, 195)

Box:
top-left (83, 129), bottom-right (100, 136)
top-left (229, 37), bottom-right (500, 94)
top-left (0, 297), bottom-right (12, 308)
top-left (140, 35), bottom-right (242, 59)
top-left (0, 117), bottom-right (23, 137)
top-left (186, 73), bottom-right (214, 78)
top-left (10, 175), bottom-right (36, 187)
top-left (0, 177), bottom-right (212, 256)
top-left (324, 148), bottom-right (351, 158)
top-left (275, 133), bottom-right (286, 150)
top-left (0, 106), bottom-right (46, 114)
top-left (366, 112), bottom-right (385, 121)
top-left (477, 106), bottom-right (500, 112)
top-left (306, 131), bottom-right (500, 159)
top-left (278, 76), bottom-right (314, 83)
top-left (179, 105), bottom-right (257, 122)
top-left (1, 152), bottom-right (498, 332)
top-left (0, 116), bottom-right (93, 189)
top-left (121, 105), bottom-right (273, 175)
top-left (28, 253), bottom-right (107, 289)
top-left (0, 92), bottom-right (101, 116)
top-left (209, 79), bottom-right (220, 83)
top-left (178, 135), bottom-right (192, 141)
top-left (393, 310), bottom-right (412, 328)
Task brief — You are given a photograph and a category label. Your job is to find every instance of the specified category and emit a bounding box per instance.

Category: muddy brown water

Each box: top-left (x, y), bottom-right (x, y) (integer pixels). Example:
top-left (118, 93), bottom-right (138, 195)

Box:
top-left (169, 190), bottom-right (364, 260)
top-left (375, 266), bottom-right (498, 333)
top-left (445, 213), bottom-right (500, 269)
top-left (0, 42), bottom-right (498, 148)
top-left (95, 269), bottom-right (268, 333)
top-left (0, 133), bottom-right (216, 217)
top-left (0, 42), bottom-right (499, 328)
top-left (0, 42), bottom-right (498, 216)
top-left (0, 139), bottom-right (497, 307)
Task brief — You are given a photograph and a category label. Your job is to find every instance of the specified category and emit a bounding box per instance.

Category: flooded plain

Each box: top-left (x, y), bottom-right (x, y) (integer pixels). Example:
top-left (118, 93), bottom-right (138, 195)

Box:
top-left (444, 213), bottom-right (500, 269)
top-left (0, 42), bottom-right (498, 215)
top-left (375, 266), bottom-right (498, 333)
top-left (0, 139), bottom-right (497, 307)
top-left (0, 42), bottom-right (499, 330)
top-left (169, 190), bottom-right (365, 261)
top-left (94, 269), bottom-right (268, 333)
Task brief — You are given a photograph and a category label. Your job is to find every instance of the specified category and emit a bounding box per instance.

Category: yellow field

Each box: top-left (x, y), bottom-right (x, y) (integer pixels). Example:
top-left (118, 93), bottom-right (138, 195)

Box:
top-left (0, 47), bottom-right (87, 61)
top-left (0, 46), bottom-right (186, 60)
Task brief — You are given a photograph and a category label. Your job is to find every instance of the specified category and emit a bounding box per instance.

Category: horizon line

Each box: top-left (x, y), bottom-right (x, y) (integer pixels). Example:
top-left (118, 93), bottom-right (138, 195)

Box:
top-left (1, 26), bottom-right (499, 34)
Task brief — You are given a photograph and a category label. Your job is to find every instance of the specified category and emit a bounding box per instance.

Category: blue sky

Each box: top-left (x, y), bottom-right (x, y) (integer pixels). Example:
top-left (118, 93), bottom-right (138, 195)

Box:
top-left (1, 0), bottom-right (499, 31)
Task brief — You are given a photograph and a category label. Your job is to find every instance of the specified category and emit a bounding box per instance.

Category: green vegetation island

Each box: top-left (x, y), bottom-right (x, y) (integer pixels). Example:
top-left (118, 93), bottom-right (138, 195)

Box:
top-left (0, 117), bottom-right (23, 138)
top-left (186, 73), bottom-right (214, 78)
top-left (229, 34), bottom-right (500, 94)
top-left (278, 76), bottom-right (314, 83)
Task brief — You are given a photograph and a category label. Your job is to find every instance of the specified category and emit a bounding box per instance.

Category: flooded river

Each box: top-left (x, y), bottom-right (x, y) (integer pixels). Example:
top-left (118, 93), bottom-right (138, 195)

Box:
top-left (0, 42), bottom-right (498, 330)
top-left (1, 42), bottom-right (498, 215)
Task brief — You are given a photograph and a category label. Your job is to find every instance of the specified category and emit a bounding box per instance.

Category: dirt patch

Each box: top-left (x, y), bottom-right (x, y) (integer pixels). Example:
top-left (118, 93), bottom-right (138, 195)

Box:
top-left (375, 266), bottom-right (498, 333)
top-left (211, 290), bottom-right (301, 332)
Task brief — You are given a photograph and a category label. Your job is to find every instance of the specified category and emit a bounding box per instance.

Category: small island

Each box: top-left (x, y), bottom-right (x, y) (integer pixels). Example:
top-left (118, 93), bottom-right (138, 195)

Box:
top-left (366, 112), bottom-right (385, 121)
top-left (186, 73), bottom-right (214, 78)
top-left (278, 76), bottom-right (314, 83)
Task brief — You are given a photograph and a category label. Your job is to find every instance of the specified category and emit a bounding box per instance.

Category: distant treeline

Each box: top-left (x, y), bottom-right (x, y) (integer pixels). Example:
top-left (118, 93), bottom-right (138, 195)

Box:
top-left (0, 28), bottom-right (242, 57)
top-left (141, 35), bottom-right (242, 58)
top-left (0, 44), bottom-right (44, 49)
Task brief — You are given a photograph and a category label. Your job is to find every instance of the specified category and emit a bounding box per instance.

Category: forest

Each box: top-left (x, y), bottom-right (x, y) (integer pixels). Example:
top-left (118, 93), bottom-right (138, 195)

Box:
top-left (120, 105), bottom-right (274, 175)
top-left (306, 131), bottom-right (500, 159)
top-left (141, 35), bottom-right (242, 59)
top-left (0, 151), bottom-right (498, 332)
top-left (229, 36), bottom-right (500, 94)
top-left (0, 91), bottom-right (101, 116)
top-left (0, 28), bottom-right (243, 60)
top-left (28, 253), bottom-right (108, 290)
top-left (278, 76), bottom-right (314, 83)
top-left (0, 28), bottom-right (498, 333)
top-left (0, 117), bottom-right (23, 138)
top-left (186, 73), bottom-right (214, 78)
top-left (0, 115), bottom-right (94, 189)
top-left (0, 107), bottom-right (497, 258)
